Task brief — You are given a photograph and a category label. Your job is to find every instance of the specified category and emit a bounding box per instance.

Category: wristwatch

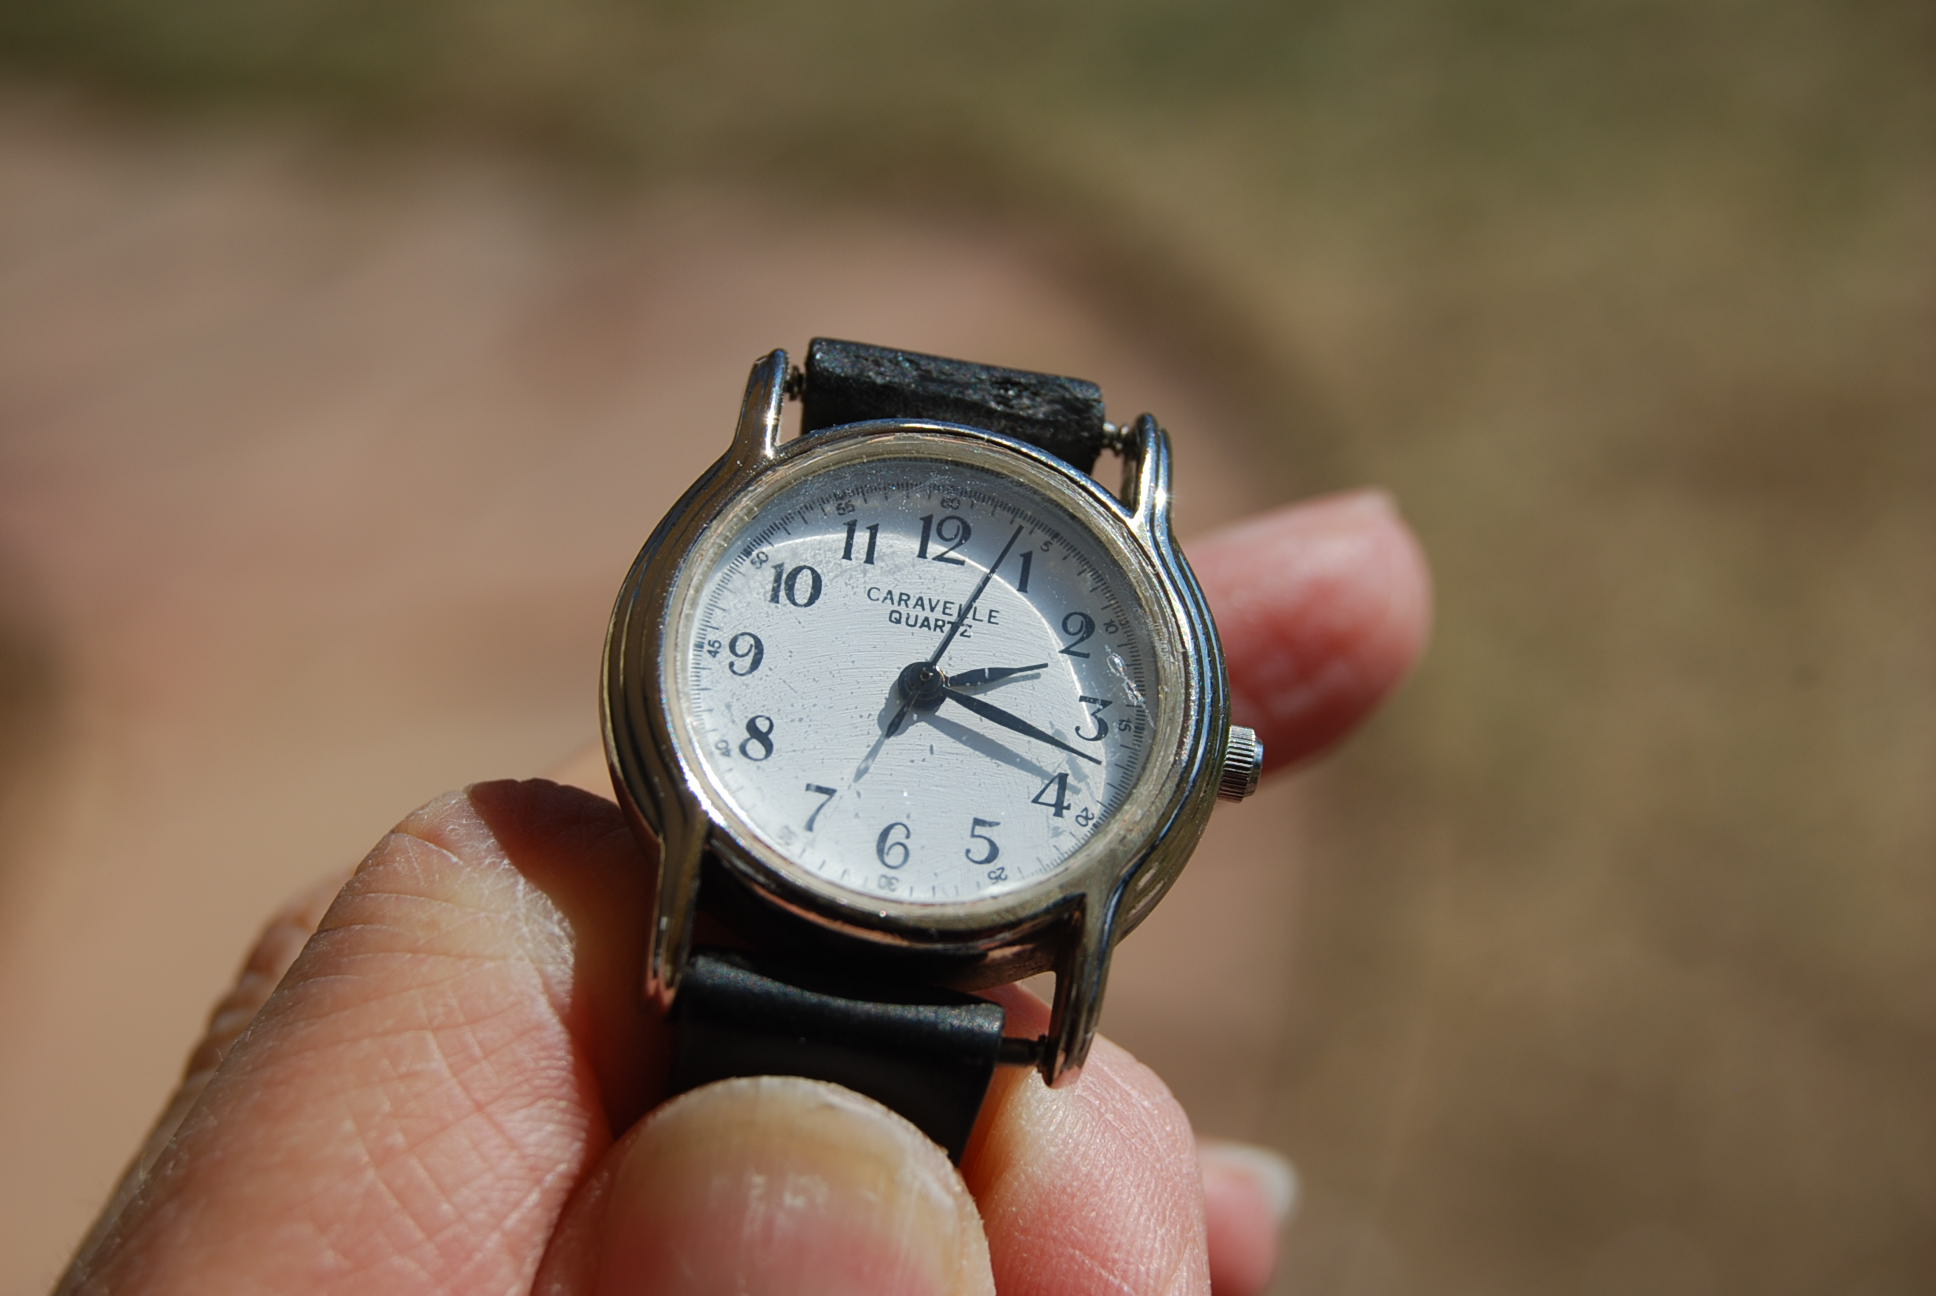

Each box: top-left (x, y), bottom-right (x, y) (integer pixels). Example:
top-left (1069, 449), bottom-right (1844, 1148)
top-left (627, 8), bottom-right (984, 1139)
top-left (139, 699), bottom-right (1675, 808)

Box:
top-left (603, 340), bottom-right (1262, 1159)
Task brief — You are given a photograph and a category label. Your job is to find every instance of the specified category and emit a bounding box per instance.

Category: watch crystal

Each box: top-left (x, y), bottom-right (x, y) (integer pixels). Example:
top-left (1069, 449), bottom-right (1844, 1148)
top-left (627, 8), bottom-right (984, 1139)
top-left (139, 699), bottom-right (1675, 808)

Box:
top-left (671, 444), bottom-right (1165, 905)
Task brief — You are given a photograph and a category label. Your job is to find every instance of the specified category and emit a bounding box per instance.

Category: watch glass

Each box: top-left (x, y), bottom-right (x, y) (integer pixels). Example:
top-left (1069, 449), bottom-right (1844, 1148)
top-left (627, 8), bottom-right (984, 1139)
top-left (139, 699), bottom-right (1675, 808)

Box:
top-left (665, 433), bottom-right (1177, 908)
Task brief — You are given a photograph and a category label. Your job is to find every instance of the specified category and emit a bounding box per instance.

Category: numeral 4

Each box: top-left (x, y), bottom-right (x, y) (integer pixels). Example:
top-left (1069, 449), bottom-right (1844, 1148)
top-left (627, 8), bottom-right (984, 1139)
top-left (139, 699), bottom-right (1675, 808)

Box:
top-left (1031, 772), bottom-right (1071, 818)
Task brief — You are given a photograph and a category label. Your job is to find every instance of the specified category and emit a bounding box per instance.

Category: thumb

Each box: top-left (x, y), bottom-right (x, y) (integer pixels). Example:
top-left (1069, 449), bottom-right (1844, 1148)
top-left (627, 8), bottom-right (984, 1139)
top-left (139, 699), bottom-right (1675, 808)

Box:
top-left (540, 1077), bottom-right (996, 1296)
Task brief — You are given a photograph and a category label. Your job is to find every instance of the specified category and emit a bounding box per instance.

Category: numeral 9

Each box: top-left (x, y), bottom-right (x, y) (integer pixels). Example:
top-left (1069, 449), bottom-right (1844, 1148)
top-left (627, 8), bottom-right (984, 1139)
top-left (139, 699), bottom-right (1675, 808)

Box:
top-left (727, 631), bottom-right (764, 675)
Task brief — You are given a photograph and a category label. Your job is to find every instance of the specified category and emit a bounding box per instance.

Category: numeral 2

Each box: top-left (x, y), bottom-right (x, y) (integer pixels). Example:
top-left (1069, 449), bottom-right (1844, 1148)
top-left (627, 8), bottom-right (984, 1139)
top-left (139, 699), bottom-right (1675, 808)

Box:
top-left (1058, 611), bottom-right (1095, 657)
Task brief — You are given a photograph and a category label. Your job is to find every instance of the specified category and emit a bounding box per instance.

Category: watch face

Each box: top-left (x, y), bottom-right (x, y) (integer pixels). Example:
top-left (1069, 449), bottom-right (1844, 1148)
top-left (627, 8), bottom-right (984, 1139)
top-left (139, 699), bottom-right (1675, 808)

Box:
top-left (663, 432), bottom-right (1180, 909)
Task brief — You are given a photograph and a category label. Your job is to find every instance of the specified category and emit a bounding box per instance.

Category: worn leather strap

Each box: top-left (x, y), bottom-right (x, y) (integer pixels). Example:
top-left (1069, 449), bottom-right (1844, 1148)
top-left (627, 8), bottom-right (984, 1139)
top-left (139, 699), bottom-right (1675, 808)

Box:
top-left (800, 337), bottom-right (1110, 474)
top-left (667, 948), bottom-right (1007, 1161)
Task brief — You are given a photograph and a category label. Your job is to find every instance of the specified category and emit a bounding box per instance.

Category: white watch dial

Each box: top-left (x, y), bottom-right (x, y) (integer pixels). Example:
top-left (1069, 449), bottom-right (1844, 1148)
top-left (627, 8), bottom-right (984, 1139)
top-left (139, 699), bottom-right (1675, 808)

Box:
top-left (670, 443), bottom-right (1165, 905)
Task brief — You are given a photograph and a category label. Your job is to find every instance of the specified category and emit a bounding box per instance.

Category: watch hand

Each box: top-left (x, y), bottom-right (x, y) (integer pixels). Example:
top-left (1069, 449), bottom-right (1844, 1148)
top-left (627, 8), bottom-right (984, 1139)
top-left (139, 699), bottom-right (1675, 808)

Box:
top-left (924, 710), bottom-right (1055, 780)
top-left (939, 686), bottom-right (1102, 765)
top-left (924, 525), bottom-right (1025, 668)
top-left (858, 528), bottom-right (1026, 781)
top-left (856, 688), bottom-right (918, 782)
top-left (852, 720), bottom-right (894, 783)
top-left (950, 663), bottom-right (1047, 689)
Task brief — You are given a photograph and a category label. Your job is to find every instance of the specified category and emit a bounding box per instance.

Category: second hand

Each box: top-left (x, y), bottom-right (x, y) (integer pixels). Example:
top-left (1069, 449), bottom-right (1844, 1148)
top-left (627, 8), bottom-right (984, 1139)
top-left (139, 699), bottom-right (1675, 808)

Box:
top-left (925, 524), bottom-right (1025, 669)
top-left (882, 524), bottom-right (1025, 738)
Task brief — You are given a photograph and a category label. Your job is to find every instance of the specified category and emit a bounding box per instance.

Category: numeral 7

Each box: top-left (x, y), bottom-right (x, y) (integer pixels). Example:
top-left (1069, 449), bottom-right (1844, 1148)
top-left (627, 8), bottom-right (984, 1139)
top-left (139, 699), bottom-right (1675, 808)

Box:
top-left (803, 783), bottom-right (836, 830)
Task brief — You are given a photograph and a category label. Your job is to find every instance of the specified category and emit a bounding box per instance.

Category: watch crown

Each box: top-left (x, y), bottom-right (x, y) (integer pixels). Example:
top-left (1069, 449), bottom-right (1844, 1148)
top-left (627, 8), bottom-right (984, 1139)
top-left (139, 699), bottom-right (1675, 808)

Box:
top-left (1218, 725), bottom-right (1264, 801)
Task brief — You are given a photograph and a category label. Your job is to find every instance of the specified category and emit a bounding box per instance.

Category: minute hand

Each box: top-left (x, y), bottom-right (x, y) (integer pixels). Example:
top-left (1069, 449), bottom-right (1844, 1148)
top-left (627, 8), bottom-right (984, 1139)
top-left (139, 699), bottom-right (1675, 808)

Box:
top-left (940, 687), bottom-right (1102, 765)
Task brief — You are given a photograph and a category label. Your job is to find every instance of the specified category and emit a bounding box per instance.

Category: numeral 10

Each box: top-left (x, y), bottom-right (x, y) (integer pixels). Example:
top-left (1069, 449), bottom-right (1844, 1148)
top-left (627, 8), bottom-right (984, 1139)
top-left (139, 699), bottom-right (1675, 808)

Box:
top-left (767, 563), bottom-right (823, 607)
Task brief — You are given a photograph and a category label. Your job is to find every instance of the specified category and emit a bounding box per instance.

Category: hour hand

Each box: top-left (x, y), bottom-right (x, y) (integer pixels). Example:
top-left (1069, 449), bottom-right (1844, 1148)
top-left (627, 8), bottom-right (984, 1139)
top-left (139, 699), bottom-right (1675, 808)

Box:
top-left (949, 663), bottom-right (1047, 689)
top-left (939, 687), bottom-right (1101, 765)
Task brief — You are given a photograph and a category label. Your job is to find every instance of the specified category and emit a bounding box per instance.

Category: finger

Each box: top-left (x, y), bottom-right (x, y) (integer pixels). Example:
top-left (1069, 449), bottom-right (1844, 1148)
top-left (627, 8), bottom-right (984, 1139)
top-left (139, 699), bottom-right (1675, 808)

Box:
top-left (535, 1078), bottom-right (996, 1296)
top-left (533, 1052), bottom-right (1253, 1296)
top-left (173, 873), bottom-right (347, 1125)
top-left (63, 779), bottom-right (655, 1294)
top-left (65, 871), bottom-right (348, 1272)
top-left (957, 990), bottom-right (1210, 1296)
top-left (1194, 488), bottom-right (1431, 767)
top-left (1199, 1141), bottom-right (1298, 1296)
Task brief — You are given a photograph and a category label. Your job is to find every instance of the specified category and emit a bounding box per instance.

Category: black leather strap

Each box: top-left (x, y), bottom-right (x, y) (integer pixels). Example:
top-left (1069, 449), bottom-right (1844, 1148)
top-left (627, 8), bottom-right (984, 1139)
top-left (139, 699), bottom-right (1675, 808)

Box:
top-left (668, 948), bottom-right (1007, 1161)
top-left (800, 338), bottom-right (1110, 474)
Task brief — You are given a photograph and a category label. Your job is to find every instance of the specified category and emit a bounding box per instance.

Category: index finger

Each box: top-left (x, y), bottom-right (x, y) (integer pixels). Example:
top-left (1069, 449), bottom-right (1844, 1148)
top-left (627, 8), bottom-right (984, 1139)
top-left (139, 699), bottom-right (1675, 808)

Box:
top-left (1193, 489), bottom-right (1431, 768)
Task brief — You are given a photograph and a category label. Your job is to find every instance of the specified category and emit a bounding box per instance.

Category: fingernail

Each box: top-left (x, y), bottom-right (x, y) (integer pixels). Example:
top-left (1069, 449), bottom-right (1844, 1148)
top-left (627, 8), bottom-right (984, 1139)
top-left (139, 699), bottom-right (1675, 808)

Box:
top-left (1318, 487), bottom-right (1398, 521)
top-left (1200, 1140), bottom-right (1300, 1224)
top-left (593, 1077), bottom-right (994, 1296)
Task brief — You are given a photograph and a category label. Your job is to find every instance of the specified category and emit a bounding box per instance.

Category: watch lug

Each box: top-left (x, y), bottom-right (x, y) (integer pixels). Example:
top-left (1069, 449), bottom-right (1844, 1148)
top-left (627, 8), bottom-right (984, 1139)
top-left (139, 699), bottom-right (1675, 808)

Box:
top-left (731, 349), bottom-right (790, 463)
top-left (1117, 414), bottom-right (1174, 533)
top-left (644, 809), bottom-right (708, 1010)
top-left (1041, 895), bottom-right (1119, 1087)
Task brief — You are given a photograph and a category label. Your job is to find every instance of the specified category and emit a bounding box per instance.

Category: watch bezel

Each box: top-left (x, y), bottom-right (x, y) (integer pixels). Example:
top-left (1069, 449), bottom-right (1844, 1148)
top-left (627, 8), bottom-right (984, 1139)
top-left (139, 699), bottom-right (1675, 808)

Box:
top-left (661, 428), bottom-right (1184, 927)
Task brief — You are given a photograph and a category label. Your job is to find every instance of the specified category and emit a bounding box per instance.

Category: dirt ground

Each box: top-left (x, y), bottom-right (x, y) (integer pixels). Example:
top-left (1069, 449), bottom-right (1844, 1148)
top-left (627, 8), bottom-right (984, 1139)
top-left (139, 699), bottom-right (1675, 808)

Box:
top-left (1, 6), bottom-right (1932, 1290)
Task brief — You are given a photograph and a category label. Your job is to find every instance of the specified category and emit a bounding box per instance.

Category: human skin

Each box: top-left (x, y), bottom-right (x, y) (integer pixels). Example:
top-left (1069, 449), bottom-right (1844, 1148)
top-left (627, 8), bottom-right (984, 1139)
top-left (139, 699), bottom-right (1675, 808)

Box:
top-left (58, 489), bottom-right (1430, 1296)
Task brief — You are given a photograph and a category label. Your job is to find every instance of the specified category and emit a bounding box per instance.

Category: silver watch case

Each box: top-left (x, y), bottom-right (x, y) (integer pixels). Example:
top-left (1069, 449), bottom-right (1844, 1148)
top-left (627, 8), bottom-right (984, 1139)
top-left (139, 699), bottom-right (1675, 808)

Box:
top-left (603, 349), bottom-right (1232, 1085)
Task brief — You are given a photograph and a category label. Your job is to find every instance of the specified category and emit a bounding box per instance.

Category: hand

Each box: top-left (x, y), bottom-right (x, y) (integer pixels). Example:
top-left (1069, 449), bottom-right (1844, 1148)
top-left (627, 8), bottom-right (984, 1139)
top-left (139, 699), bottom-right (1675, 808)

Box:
top-left (60, 490), bottom-right (1428, 1295)
top-left (852, 663), bottom-right (1045, 780)
top-left (879, 525), bottom-right (1028, 740)
top-left (923, 523), bottom-right (1026, 669)
top-left (940, 684), bottom-right (1101, 764)
top-left (949, 662), bottom-right (1046, 688)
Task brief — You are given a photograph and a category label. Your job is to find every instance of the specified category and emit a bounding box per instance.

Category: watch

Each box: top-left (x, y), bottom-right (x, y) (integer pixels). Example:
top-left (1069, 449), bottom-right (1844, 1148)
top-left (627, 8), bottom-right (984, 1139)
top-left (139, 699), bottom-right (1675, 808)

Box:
top-left (603, 339), bottom-right (1263, 1159)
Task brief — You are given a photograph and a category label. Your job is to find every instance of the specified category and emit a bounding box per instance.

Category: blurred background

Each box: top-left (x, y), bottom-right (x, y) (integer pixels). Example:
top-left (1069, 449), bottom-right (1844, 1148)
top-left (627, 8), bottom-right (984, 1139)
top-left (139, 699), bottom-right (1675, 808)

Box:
top-left (1, 3), bottom-right (1931, 1292)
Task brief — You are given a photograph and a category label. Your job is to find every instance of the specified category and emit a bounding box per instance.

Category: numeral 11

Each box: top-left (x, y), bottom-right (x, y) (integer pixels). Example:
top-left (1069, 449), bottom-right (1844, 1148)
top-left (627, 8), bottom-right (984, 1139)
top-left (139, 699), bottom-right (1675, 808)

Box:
top-left (842, 520), bottom-right (879, 564)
